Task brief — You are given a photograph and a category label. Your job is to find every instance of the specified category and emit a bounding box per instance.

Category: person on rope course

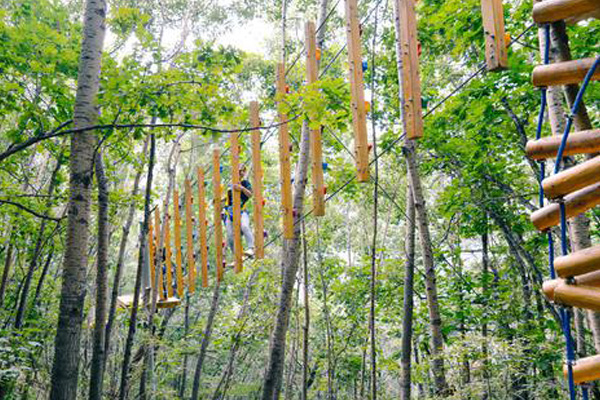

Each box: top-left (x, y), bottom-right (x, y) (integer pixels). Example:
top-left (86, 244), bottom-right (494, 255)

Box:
top-left (223, 164), bottom-right (255, 257)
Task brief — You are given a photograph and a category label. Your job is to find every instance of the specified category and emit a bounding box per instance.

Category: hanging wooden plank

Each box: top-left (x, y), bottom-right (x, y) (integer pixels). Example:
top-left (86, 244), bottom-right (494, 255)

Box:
top-left (306, 21), bottom-right (326, 216)
top-left (554, 283), bottom-right (600, 311)
top-left (543, 155), bottom-right (600, 199)
top-left (154, 208), bottom-right (166, 300)
top-left (173, 188), bottom-right (184, 297)
top-left (532, 57), bottom-right (600, 87)
top-left (555, 244), bottom-right (600, 278)
top-left (565, 354), bottom-right (600, 384)
top-left (164, 208), bottom-right (174, 297)
top-left (185, 179), bottom-right (196, 294)
top-left (213, 148), bottom-right (224, 282)
top-left (481, 0), bottom-right (508, 71)
top-left (344, 0), bottom-right (370, 179)
top-left (250, 101), bottom-right (265, 258)
top-left (394, 0), bottom-right (424, 139)
top-left (276, 63), bottom-right (295, 239)
top-left (526, 129), bottom-right (600, 160)
top-left (230, 132), bottom-right (243, 273)
top-left (148, 222), bottom-right (155, 295)
top-left (196, 167), bottom-right (209, 287)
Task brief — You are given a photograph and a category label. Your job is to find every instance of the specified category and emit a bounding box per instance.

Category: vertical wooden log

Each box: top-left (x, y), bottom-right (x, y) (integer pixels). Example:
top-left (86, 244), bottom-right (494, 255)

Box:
top-left (481, 0), bottom-right (508, 71)
top-left (196, 167), bottom-right (209, 288)
top-left (250, 101), bottom-right (265, 258)
top-left (185, 179), bottom-right (196, 294)
top-left (148, 223), bottom-right (155, 295)
top-left (154, 209), bottom-right (165, 300)
top-left (173, 189), bottom-right (184, 297)
top-left (164, 208), bottom-right (173, 297)
top-left (213, 149), bottom-right (224, 282)
top-left (395, 0), bottom-right (424, 139)
top-left (276, 63), bottom-right (295, 239)
top-left (305, 21), bottom-right (326, 216)
top-left (344, 0), bottom-right (370, 180)
top-left (230, 132), bottom-right (243, 273)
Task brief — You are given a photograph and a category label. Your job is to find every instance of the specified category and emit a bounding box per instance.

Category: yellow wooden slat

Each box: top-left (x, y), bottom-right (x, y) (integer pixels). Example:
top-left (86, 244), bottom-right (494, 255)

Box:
top-left (197, 167), bottom-right (209, 288)
top-left (344, 0), bottom-right (370, 180)
top-left (164, 207), bottom-right (173, 297)
top-left (230, 132), bottom-right (243, 273)
top-left (185, 179), bottom-right (196, 294)
top-left (276, 63), bottom-right (295, 239)
top-left (250, 101), bottom-right (265, 258)
top-left (213, 149), bottom-right (224, 282)
top-left (395, 0), bottom-right (424, 139)
top-left (154, 208), bottom-right (166, 300)
top-left (305, 21), bottom-right (326, 216)
top-left (148, 222), bottom-right (155, 295)
top-left (173, 188), bottom-right (184, 297)
top-left (481, 0), bottom-right (508, 71)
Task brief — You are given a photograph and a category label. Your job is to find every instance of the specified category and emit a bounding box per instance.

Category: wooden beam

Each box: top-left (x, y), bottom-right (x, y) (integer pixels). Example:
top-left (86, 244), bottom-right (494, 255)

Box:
top-left (532, 57), bottom-right (600, 87)
top-left (230, 132), bottom-right (243, 273)
top-left (213, 149), bottom-right (224, 282)
top-left (481, 0), bottom-right (508, 71)
top-left (306, 21), bottom-right (326, 217)
top-left (173, 188), bottom-right (184, 297)
top-left (530, 182), bottom-right (600, 231)
top-left (116, 294), bottom-right (181, 309)
top-left (250, 101), bottom-right (265, 258)
top-left (565, 354), bottom-right (600, 384)
top-left (345, 0), bottom-right (371, 179)
top-left (164, 208), bottom-right (173, 297)
top-left (555, 244), bottom-right (600, 277)
top-left (533, 0), bottom-right (600, 23)
top-left (394, 0), bottom-right (424, 139)
top-left (276, 63), bottom-right (294, 239)
top-left (154, 209), bottom-right (165, 300)
top-left (543, 155), bottom-right (600, 199)
top-left (196, 167), bottom-right (209, 288)
top-left (554, 283), bottom-right (600, 311)
top-left (526, 129), bottom-right (600, 160)
top-left (543, 270), bottom-right (600, 301)
top-left (184, 179), bottom-right (196, 294)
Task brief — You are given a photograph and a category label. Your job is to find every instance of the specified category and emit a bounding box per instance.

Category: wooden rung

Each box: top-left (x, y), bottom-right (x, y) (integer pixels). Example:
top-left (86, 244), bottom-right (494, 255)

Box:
top-left (532, 57), bottom-right (600, 88)
top-left (230, 132), bottom-right (243, 273)
top-left (530, 182), bottom-right (600, 231)
top-left (276, 63), bottom-right (295, 239)
top-left (213, 148), bottom-right (224, 282)
top-left (197, 167), bottom-right (209, 288)
top-left (395, 0), bottom-right (424, 140)
top-left (250, 101), bottom-right (265, 258)
top-left (556, 244), bottom-right (600, 277)
top-left (154, 209), bottom-right (165, 301)
top-left (543, 155), bottom-right (600, 199)
top-left (345, 0), bottom-right (371, 180)
top-left (565, 354), bottom-right (600, 384)
top-left (306, 21), bottom-right (326, 217)
top-left (526, 129), bottom-right (600, 160)
top-left (173, 188), bottom-right (184, 297)
top-left (164, 208), bottom-right (174, 297)
top-left (481, 0), bottom-right (508, 71)
top-left (542, 270), bottom-right (600, 300)
top-left (554, 283), bottom-right (600, 311)
top-left (533, 0), bottom-right (600, 23)
top-left (185, 179), bottom-right (196, 293)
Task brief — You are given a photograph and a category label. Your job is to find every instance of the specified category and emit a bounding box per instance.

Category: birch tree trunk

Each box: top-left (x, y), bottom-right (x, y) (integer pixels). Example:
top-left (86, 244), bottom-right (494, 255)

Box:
top-left (400, 184), bottom-right (415, 400)
top-left (49, 0), bottom-right (106, 397)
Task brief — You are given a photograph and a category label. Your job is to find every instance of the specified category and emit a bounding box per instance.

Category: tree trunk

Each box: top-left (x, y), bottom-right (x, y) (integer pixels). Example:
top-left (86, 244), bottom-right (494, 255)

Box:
top-left (262, 121), bottom-right (311, 400)
top-left (400, 184), bottom-right (415, 400)
top-left (15, 156), bottom-right (62, 329)
top-left (49, 0), bottom-right (106, 397)
top-left (104, 137), bottom-right (149, 365)
top-left (118, 133), bottom-right (156, 400)
top-left (402, 141), bottom-right (448, 395)
top-left (89, 152), bottom-right (110, 400)
top-left (0, 234), bottom-right (14, 308)
top-left (301, 220), bottom-right (310, 400)
top-left (481, 227), bottom-right (492, 400)
top-left (179, 297), bottom-right (190, 399)
top-left (32, 245), bottom-right (54, 307)
top-left (191, 281), bottom-right (221, 400)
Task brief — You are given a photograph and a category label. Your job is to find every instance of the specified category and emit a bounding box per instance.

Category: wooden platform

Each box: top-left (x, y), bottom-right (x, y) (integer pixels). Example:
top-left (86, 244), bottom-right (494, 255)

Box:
top-left (117, 294), bottom-right (181, 309)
